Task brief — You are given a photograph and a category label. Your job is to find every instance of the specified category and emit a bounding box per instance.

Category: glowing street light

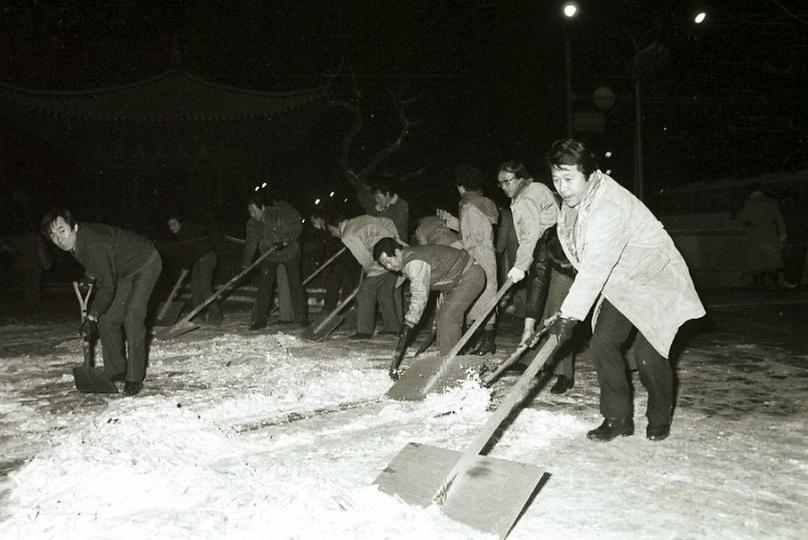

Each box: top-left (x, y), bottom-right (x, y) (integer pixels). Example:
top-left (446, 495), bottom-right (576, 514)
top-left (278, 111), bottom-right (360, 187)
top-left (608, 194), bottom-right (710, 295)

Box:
top-left (694, 11), bottom-right (707, 24)
top-left (563, 2), bottom-right (578, 18)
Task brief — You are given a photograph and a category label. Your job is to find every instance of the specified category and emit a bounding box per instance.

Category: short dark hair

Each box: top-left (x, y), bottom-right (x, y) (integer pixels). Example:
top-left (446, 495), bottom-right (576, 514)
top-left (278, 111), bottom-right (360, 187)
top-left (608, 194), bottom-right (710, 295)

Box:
top-left (372, 183), bottom-right (396, 196)
top-left (167, 209), bottom-right (185, 223)
top-left (545, 139), bottom-right (598, 177)
top-left (40, 208), bottom-right (77, 236)
top-left (247, 193), bottom-right (267, 209)
top-left (454, 164), bottom-right (484, 191)
top-left (373, 237), bottom-right (404, 261)
top-left (498, 160), bottom-right (532, 180)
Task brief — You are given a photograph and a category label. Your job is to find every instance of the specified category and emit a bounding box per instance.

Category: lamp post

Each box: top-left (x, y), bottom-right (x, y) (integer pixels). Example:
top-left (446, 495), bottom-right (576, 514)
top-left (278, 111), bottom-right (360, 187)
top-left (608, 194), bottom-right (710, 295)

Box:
top-left (562, 2), bottom-right (644, 201)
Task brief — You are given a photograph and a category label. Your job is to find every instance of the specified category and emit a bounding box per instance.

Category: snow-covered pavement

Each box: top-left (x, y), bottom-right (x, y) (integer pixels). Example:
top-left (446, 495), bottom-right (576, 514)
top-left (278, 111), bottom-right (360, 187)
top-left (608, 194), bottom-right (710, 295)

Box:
top-left (0, 298), bottom-right (806, 539)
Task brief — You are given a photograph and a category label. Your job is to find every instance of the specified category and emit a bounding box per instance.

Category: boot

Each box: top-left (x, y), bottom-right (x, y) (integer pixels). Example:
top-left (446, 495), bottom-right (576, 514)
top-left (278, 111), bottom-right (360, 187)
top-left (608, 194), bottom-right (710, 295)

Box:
top-left (586, 417), bottom-right (634, 442)
top-left (470, 329), bottom-right (497, 355)
top-left (549, 375), bottom-right (574, 394)
top-left (459, 332), bottom-right (480, 354)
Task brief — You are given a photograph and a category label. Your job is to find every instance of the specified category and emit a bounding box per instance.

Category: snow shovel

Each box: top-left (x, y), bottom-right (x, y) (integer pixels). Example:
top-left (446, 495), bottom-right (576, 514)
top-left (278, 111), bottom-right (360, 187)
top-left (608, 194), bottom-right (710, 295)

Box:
top-left (154, 268), bottom-right (189, 326)
top-left (71, 281), bottom-right (118, 393)
top-left (300, 272), bottom-right (363, 341)
top-left (270, 246), bottom-right (347, 317)
top-left (375, 335), bottom-right (559, 538)
top-left (386, 279), bottom-right (513, 401)
top-left (158, 245), bottom-right (280, 340)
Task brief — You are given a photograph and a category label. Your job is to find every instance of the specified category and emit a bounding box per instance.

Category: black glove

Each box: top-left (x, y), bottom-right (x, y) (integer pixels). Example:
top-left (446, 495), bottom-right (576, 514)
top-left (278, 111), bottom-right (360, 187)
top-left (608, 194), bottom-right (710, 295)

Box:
top-left (389, 325), bottom-right (414, 380)
top-left (79, 316), bottom-right (98, 341)
top-left (77, 275), bottom-right (96, 296)
top-left (546, 314), bottom-right (577, 347)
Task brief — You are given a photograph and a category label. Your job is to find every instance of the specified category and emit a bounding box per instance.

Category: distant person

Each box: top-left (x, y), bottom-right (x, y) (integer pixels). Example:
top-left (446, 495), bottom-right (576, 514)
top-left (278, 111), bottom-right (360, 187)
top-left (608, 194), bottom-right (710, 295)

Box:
top-left (166, 211), bottom-right (222, 324)
top-left (241, 191), bottom-right (307, 330)
top-left (438, 164), bottom-right (500, 354)
top-left (41, 209), bottom-right (162, 396)
top-left (309, 212), bottom-right (360, 313)
top-left (0, 230), bottom-right (52, 313)
top-left (374, 238), bottom-right (484, 379)
top-left (495, 205), bottom-right (526, 317)
top-left (738, 183), bottom-right (789, 289)
top-left (546, 139), bottom-right (705, 442)
top-left (365, 183), bottom-right (410, 242)
top-left (327, 213), bottom-right (402, 338)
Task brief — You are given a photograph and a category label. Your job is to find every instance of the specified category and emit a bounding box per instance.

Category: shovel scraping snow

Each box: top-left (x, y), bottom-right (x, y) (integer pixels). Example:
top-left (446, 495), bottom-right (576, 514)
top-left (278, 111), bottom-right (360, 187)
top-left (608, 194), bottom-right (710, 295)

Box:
top-left (71, 281), bottom-right (118, 393)
top-left (375, 336), bottom-right (559, 538)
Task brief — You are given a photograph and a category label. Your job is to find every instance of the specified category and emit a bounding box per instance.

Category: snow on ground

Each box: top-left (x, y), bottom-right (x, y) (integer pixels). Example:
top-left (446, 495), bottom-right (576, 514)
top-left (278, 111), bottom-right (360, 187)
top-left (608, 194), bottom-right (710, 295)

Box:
top-left (0, 307), bottom-right (806, 539)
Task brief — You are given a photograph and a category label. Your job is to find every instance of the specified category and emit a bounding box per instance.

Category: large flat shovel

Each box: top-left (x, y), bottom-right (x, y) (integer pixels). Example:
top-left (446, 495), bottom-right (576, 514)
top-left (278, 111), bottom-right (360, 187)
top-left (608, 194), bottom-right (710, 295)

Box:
top-left (71, 282), bottom-right (117, 393)
top-left (375, 336), bottom-right (560, 538)
top-left (158, 245), bottom-right (280, 340)
top-left (154, 269), bottom-right (189, 326)
top-left (300, 273), bottom-right (363, 341)
top-left (386, 279), bottom-right (513, 401)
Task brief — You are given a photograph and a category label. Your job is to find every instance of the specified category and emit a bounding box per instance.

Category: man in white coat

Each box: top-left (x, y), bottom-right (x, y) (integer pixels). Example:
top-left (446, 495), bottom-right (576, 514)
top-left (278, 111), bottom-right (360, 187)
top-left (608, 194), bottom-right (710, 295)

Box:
top-left (545, 140), bottom-right (705, 442)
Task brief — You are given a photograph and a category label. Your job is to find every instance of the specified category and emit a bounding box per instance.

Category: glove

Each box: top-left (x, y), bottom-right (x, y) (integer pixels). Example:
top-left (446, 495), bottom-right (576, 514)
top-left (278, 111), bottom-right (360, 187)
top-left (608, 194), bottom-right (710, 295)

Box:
top-left (545, 313), bottom-right (577, 347)
top-left (272, 242), bottom-right (287, 251)
top-left (79, 315), bottom-right (98, 341)
top-left (77, 274), bottom-right (96, 296)
top-left (390, 325), bottom-right (414, 380)
top-left (507, 267), bottom-right (526, 283)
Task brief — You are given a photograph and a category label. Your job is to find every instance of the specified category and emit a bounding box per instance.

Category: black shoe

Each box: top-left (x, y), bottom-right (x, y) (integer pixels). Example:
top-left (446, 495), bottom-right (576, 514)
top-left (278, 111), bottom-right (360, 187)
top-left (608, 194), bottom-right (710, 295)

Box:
top-left (550, 375), bottom-right (574, 394)
top-left (123, 381), bottom-right (143, 396)
top-left (586, 418), bottom-right (634, 442)
top-left (348, 332), bottom-right (372, 340)
top-left (248, 321), bottom-right (267, 331)
top-left (472, 330), bottom-right (497, 355)
top-left (646, 423), bottom-right (671, 441)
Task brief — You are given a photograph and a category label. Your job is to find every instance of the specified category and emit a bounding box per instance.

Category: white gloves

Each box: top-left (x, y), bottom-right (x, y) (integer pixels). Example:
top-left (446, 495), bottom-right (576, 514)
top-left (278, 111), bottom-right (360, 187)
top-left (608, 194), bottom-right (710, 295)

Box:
top-left (507, 267), bottom-right (526, 283)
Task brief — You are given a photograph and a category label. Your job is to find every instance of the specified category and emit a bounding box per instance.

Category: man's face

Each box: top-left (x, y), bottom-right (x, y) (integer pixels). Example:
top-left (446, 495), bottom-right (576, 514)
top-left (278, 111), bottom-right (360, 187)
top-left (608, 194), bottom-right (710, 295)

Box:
top-left (48, 217), bottom-right (77, 251)
top-left (310, 216), bottom-right (325, 230)
top-left (378, 249), bottom-right (403, 272)
top-left (167, 218), bottom-right (182, 235)
top-left (551, 164), bottom-right (590, 208)
top-left (247, 203), bottom-right (264, 221)
top-left (497, 171), bottom-right (522, 199)
top-left (374, 191), bottom-right (391, 208)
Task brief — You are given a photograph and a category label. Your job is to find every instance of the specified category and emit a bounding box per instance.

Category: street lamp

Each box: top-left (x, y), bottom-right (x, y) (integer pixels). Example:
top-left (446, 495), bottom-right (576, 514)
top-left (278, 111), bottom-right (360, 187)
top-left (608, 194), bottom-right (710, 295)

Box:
top-left (562, 3), bottom-right (645, 201)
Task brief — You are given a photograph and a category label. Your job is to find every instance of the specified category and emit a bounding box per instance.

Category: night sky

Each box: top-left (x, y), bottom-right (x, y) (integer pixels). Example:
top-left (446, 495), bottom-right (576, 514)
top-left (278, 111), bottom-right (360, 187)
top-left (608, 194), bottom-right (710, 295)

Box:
top-left (1, 0), bottom-right (806, 221)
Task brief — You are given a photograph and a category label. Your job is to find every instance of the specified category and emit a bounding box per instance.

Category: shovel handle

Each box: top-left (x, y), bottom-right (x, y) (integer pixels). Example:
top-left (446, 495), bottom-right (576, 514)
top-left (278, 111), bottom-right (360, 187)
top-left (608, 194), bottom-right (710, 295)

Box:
top-left (311, 272), bottom-right (364, 334)
top-left (303, 246), bottom-right (347, 286)
top-left (419, 278), bottom-right (513, 395)
top-left (433, 335), bottom-right (560, 504)
top-left (157, 269), bottom-right (190, 320)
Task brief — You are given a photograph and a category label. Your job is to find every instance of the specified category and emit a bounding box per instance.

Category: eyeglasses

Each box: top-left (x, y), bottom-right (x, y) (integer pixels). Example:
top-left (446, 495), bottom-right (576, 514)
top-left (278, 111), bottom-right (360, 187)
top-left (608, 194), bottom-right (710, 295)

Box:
top-left (497, 175), bottom-right (518, 187)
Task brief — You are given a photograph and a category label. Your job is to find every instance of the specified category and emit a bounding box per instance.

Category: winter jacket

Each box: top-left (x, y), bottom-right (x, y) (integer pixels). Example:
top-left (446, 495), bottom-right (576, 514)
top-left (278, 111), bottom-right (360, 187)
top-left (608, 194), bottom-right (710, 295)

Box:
top-left (414, 216), bottom-right (461, 248)
top-left (341, 215), bottom-right (401, 277)
top-left (456, 191), bottom-right (499, 322)
top-left (510, 181), bottom-right (559, 271)
top-left (242, 201), bottom-right (303, 266)
top-left (557, 171), bottom-right (705, 357)
top-left (400, 244), bottom-right (474, 326)
top-left (71, 223), bottom-right (158, 319)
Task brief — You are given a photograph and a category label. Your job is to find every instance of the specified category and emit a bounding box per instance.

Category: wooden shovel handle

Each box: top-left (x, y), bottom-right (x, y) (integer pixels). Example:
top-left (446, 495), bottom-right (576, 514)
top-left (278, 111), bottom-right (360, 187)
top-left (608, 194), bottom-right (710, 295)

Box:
top-left (434, 335), bottom-right (560, 504)
top-left (311, 272), bottom-right (364, 334)
top-left (303, 246), bottom-right (347, 286)
top-left (157, 268), bottom-right (189, 320)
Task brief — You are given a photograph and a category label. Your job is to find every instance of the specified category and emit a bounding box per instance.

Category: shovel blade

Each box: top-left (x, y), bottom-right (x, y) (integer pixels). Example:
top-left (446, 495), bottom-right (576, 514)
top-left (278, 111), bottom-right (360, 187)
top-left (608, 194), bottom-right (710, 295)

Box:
top-left (300, 314), bottom-right (344, 341)
top-left (154, 301), bottom-right (184, 327)
top-left (158, 320), bottom-right (199, 340)
top-left (72, 365), bottom-right (118, 393)
top-left (386, 354), bottom-right (488, 401)
top-left (375, 442), bottom-right (546, 538)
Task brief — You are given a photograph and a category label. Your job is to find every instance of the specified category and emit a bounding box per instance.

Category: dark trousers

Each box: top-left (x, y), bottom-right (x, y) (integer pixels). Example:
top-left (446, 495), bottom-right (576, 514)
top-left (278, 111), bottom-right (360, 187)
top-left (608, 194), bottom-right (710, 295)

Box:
top-left (437, 264), bottom-right (485, 356)
top-left (191, 252), bottom-right (222, 323)
top-left (356, 272), bottom-right (401, 334)
top-left (589, 299), bottom-right (673, 426)
top-left (98, 250), bottom-right (162, 383)
top-left (323, 259), bottom-right (360, 312)
top-left (252, 254), bottom-right (307, 324)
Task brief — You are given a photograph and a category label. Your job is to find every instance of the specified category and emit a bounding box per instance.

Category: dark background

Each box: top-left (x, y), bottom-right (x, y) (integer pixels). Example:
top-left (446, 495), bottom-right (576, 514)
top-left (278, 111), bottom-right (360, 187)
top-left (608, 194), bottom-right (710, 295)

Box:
top-left (1, 0), bottom-right (806, 231)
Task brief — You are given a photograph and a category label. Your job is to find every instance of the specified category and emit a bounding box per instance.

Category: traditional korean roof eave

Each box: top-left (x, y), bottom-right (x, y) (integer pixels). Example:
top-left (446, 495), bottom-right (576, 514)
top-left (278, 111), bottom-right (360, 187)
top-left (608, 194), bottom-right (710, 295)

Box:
top-left (0, 69), bottom-right (327, 122)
